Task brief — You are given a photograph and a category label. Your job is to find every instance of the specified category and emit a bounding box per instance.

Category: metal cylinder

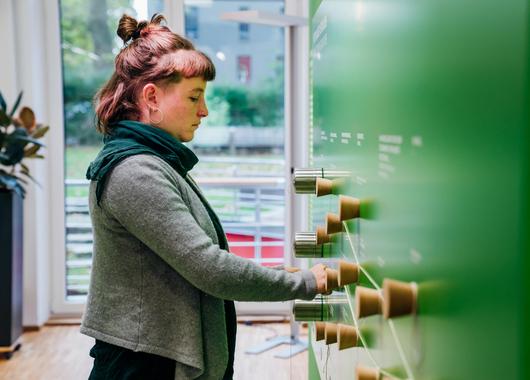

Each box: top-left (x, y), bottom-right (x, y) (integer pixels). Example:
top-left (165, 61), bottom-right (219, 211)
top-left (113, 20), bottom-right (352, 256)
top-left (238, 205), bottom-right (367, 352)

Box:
top-left (324, 170), bottom-right (351, 178)
top-left (293, 298), bottom-right (331, 321)
top-left (293, 232), bottom-right (322, 258)
top-left (292, 168), bottom-right (351, 194)
top-left (292, 168), bottom-right (322, 194)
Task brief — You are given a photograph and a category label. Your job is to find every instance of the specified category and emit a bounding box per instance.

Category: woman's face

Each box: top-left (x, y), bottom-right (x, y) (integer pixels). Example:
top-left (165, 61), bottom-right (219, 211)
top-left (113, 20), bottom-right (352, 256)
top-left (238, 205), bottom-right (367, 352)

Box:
top-left (156, 76), bottom-right (209, 142)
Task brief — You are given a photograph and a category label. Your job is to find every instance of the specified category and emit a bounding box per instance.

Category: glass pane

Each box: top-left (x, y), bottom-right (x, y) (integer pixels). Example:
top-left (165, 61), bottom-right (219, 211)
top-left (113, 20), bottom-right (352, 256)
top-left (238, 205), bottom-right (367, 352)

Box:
top-left (60, 0), bottom-right (164, 301)
top-left (184, 0), bottom-right (286, 267)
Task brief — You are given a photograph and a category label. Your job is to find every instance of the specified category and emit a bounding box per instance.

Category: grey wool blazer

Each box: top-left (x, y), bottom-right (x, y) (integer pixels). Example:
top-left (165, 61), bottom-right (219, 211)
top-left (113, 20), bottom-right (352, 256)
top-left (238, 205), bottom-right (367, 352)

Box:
top-left (80, 154), bottom-right (318, 380)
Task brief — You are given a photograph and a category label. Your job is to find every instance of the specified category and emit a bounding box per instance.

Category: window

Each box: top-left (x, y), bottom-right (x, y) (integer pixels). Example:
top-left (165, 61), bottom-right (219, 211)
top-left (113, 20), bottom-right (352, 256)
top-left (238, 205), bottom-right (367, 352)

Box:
top-left (238, 6), bottom-right (250, 41)
top-left (184, 0), bottom-right (285, 269)
top-left (185, 6), bottom-right (199, 39)
top-left (56, 0), bottom-right (286, 309)
top-left (59, 0), bottom-right (164, 302)
top-left (237, 55), bottom-right (251, 84)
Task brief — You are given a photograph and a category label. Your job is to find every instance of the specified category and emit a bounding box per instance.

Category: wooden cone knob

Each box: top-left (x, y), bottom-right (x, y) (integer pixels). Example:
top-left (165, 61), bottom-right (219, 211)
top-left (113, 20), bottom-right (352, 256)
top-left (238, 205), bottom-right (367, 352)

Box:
top-left (356, 366), bottom-right (380, 380)
top-left (338, 260), bottom-right (359, 286)
top-left (339, 195), bottom-right (361, 221)
top-left (316, 226), bottom-right (330, 244)
top-left (355, 286), bottom-right (382, 319)
top-left (315, 322), bottom-right (326, 341)
top-left (316, 178), bottom-right (333, 197)
top-left (324, 323), bottom-right (338, 345)
top-left (325, 268), bottom-right (339, 292)
top-left (337, 324), bottom-right (358, 350)
top-left (383, 279), bottom-right (418, 319)
top-left (326, 213), bottom-right (343, 235)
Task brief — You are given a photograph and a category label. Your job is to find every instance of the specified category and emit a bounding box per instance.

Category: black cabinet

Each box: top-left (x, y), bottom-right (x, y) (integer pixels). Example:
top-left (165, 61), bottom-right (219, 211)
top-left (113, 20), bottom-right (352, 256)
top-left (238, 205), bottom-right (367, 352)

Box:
top-left (0, 190), bottom-right (23, 357)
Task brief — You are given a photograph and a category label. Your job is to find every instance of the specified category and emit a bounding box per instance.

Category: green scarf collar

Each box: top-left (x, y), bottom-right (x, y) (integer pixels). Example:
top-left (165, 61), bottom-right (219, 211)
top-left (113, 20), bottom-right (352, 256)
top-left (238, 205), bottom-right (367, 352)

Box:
top-left (86, 120), bottom-right (199, 205)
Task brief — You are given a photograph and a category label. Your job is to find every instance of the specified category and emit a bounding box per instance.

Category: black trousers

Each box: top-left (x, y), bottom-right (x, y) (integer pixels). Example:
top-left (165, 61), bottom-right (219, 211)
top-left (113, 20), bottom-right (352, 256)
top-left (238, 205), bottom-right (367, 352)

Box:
top-left (88, 340), bottom-right (176, 379)
top-left (88, 301), bottom-right (237, 380)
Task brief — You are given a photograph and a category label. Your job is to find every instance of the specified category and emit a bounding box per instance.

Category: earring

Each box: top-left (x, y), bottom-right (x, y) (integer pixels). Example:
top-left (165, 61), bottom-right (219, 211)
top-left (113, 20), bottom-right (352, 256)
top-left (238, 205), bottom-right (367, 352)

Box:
top-left (149, 107), bottom-right (164, 125)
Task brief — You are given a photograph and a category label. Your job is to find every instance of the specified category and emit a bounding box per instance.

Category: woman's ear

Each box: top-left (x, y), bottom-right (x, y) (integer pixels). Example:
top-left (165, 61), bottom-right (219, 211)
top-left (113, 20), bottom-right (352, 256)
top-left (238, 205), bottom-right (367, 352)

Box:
top-left (141, 83), bottom-right (159, 109)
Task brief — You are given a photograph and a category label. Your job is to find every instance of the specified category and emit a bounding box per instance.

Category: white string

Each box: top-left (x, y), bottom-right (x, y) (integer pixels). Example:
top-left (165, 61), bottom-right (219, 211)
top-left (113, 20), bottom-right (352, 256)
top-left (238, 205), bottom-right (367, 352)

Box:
top-left (388, 320), bottom-right (415, 380)
top-left (344, 284), bottom-right (411, 380)
top-left (324, 345), bottom-right (330, 379)
top-left (343, 223), bottom-right (381, 291)
top-left (344, 286), bottom-right (382, 368)
top-left (342, 222), bottom-right (415, 380)
top-left (342, 222), bottom-right (360, 263)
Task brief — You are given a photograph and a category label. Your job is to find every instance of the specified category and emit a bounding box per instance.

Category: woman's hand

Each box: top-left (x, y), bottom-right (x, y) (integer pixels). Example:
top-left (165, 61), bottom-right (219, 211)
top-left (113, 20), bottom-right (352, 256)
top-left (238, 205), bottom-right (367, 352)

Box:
top-left (284, 266), bottom-right (300, 273)
top-left (310, 263), bottom-right (328, 294)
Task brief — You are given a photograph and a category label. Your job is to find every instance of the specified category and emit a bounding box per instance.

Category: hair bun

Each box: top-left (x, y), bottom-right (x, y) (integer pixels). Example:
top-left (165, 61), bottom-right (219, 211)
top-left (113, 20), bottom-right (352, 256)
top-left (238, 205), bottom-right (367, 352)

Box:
top-left (132, 21), bottom-right (148, 40)
top-left (117, 13), bottom-right (166, 44)
top-left (117, 14), bottom-right (139, 43)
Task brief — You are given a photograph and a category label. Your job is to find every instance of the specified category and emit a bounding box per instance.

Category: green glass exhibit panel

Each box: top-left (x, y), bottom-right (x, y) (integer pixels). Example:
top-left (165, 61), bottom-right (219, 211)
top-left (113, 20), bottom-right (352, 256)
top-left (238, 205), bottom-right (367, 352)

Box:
top-left (307, 0), bottom-right (529, 379)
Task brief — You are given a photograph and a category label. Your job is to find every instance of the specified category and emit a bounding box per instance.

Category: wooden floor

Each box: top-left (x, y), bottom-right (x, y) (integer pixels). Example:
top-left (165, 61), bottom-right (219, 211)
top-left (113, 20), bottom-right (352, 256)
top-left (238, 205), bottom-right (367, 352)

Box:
top-left (0, 322), bottom-right (308, 380)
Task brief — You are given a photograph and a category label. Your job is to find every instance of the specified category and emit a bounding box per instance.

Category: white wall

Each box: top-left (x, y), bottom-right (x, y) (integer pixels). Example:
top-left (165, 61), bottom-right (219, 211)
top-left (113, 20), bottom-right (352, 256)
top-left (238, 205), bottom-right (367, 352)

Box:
top-left (0, 0), bottom-right (64, 326)
top-left (0, 0), bottom-right (18, 102)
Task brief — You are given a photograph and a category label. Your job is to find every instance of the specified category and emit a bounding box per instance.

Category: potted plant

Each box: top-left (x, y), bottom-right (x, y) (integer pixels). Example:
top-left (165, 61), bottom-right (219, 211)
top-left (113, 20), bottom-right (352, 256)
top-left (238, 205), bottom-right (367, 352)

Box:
top-left (0, 91), bottom-right (49, 359)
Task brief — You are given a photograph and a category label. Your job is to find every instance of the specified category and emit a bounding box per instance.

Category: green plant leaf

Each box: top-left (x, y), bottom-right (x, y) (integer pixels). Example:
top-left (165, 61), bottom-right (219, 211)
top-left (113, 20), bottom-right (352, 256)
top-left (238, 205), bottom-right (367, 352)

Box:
top-left (27, 154), bottom-right (45, 159)
top-left (9, 92), bottom-right (23, 118)
top-left (4, 147), bottom-right (25, 165)
top-left (0, 91), bottom-right (6, 112)
top-left (11, 135), bottom-right (45, 146)
top-left (0, 152), bottom-right (12, 165)
top-left (24, 145), bottom-right (41, 157)
top-left (32, 125), bottom-right (50, 139)
top-left (0, 169), bottom-right (26, 198)
top-left (19, 170), bottom-right (33, 181)
top-left (18, 170), bottom-right (39, 188)
top-left (20, 163), bottom-right (30, 173)
top-left (0, 174), bottom-right (18, 189)
top-left (4, 128), bottom-right (29, 164)
top-left (7, 127), bottom-right (28, 138)
top-left (14, 173), bottom-right (29, 185)
top-left (0, 108), bottom-right (10, 126)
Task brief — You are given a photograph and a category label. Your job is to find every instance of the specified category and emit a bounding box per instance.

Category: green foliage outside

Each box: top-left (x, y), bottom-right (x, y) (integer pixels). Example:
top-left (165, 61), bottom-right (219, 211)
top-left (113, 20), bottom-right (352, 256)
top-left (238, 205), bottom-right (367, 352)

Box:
top-left (204, 85), bottom-right (284, 128)
top-left (61, 0), bottom-right (133, 145)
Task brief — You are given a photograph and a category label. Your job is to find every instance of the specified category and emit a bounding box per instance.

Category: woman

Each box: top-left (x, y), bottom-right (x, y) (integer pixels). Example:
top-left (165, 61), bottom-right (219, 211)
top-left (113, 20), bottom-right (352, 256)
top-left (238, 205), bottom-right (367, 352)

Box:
top-left (81, 14), bottom-right (327, 380)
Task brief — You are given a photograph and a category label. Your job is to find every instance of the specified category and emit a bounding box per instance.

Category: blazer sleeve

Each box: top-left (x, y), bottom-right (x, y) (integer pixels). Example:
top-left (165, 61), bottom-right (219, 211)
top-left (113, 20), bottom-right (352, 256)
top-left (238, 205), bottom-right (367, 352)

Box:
top-left (99, 155), bottom-right (318, 302)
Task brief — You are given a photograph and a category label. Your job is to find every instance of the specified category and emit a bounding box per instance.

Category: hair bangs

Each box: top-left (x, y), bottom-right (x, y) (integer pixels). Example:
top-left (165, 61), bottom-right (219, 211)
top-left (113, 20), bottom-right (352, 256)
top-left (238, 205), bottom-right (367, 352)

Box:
top-left (164, 50), bottom-right (216, 82)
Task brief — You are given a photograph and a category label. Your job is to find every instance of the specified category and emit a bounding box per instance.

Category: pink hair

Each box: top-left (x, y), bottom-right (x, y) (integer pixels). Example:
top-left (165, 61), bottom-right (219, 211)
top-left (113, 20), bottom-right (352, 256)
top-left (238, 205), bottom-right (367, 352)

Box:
top-left (94, 14), bottom-right (215, 134)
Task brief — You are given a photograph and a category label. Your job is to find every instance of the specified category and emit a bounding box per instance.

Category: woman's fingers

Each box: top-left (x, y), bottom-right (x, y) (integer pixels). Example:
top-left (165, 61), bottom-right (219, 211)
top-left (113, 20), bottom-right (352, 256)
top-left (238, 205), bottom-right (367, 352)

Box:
top-left (310, 263), bottom-right (328, 294)
top-left (284, 266), bottom-right (301, 273)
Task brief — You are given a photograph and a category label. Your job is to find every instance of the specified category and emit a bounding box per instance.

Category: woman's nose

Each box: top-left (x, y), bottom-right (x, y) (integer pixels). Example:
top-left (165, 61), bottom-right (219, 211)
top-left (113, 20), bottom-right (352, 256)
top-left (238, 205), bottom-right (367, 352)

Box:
top-left (198, 101), bottom-right (208, 117)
